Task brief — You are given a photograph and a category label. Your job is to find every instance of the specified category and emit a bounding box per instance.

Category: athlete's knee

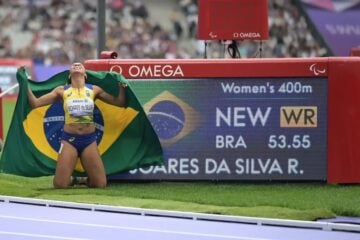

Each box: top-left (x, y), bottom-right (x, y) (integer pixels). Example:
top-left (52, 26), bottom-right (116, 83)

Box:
top-left (88, 178), bottom-right (107, 188)
top-left (53, 177), bottom-right (70, 189)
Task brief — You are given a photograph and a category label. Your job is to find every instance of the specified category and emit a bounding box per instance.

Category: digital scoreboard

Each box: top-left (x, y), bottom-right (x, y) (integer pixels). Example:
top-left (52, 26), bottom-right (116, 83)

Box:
top-left (116, 77), bottom-right (327, 180)
top-left (85, 57), bottom-right (360, 183)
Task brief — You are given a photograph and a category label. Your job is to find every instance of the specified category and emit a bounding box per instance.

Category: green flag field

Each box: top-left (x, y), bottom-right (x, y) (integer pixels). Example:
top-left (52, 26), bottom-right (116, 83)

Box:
top-left (1, 95), bottom-right (360, 221)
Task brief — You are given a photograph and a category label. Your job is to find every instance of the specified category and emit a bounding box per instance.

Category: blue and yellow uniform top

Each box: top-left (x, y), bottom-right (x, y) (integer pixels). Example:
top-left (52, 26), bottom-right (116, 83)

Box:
top-left (63, 84), bottom-right (95, 124)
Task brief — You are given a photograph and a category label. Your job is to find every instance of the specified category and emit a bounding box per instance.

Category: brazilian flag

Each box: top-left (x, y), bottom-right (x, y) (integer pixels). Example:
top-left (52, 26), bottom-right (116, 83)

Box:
top-left (0, 68), bottom-right (164, 177)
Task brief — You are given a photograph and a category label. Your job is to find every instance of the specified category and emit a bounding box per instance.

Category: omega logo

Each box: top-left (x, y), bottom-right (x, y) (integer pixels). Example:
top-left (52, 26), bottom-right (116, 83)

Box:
top-left (110, 65), bottom-right (123, 74)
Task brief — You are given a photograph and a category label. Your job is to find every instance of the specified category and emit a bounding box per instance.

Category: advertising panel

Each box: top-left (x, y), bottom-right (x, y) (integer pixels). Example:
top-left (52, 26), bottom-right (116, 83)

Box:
top-left (112, 77), bottom-right (327, 180)
top-left (301, 0), bottom-right (360, 56)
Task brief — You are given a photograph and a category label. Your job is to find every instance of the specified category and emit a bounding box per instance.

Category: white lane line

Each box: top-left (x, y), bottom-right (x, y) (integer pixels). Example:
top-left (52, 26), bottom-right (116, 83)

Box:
top-left (0, 214), bottom-right (272, 240)
top-left (0, 230), bottom-right (91, 240)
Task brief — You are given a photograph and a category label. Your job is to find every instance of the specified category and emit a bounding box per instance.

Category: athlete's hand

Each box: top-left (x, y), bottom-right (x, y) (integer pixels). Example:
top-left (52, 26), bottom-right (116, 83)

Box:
top-left (17, 65), bottom-right (26, 72)
top-left (16, 66), bottom-right (28, 84)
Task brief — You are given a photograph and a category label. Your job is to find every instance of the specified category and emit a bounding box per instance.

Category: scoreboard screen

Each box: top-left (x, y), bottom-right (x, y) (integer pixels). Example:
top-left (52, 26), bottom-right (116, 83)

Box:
top-left (114, 77), bottom-right (327, 180)
top-left (197, 0), bottom-right (269, 40)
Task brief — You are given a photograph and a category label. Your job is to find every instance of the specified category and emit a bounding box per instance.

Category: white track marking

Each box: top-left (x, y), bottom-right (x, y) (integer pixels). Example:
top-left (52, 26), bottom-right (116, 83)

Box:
top-left (0, 230), bottom-right (91, 240)
top-left (0, 214), bottom-right (271, 240)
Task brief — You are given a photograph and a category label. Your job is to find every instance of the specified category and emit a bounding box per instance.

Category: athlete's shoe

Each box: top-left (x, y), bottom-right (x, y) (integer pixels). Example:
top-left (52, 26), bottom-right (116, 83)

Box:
top-left (70, 177), bottom-right (88, 186)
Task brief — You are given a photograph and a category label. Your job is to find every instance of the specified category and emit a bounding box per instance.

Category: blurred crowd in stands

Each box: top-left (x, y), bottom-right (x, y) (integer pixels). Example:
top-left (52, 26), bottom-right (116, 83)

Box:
top-left (0, 0), bottom-right (329, 65)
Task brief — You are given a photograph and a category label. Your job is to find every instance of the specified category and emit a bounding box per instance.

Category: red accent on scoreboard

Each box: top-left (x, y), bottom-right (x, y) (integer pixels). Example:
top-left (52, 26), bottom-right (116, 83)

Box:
top-left (327, 57), bottom-right (360, 183)
top-left (85, 58), bottom-right (328, 78)
top-left (350, 48), bottom-right (360, 56)
top-left (197, 0), bottom-right (269, 40)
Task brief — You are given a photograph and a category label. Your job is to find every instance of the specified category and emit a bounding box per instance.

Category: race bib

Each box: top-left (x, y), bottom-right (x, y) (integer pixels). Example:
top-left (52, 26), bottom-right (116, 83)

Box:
top-left (67, 98), bottom-right (94, 117)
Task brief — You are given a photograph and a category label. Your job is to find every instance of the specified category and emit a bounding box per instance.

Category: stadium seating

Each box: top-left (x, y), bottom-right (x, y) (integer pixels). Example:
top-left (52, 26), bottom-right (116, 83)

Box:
top-left (0, 0), bottom-right (329, 64)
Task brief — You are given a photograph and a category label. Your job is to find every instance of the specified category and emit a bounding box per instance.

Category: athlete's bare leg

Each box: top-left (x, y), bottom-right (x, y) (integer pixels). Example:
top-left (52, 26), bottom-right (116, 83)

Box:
top-left (80, 142), bottom-right (107, 188)
top-left (53, 141), bottom-right (78, 188)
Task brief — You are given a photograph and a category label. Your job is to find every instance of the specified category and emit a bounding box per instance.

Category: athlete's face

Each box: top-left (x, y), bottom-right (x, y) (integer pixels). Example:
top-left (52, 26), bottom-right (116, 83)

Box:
top-left (70, 63), bottom-right (86, 75)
